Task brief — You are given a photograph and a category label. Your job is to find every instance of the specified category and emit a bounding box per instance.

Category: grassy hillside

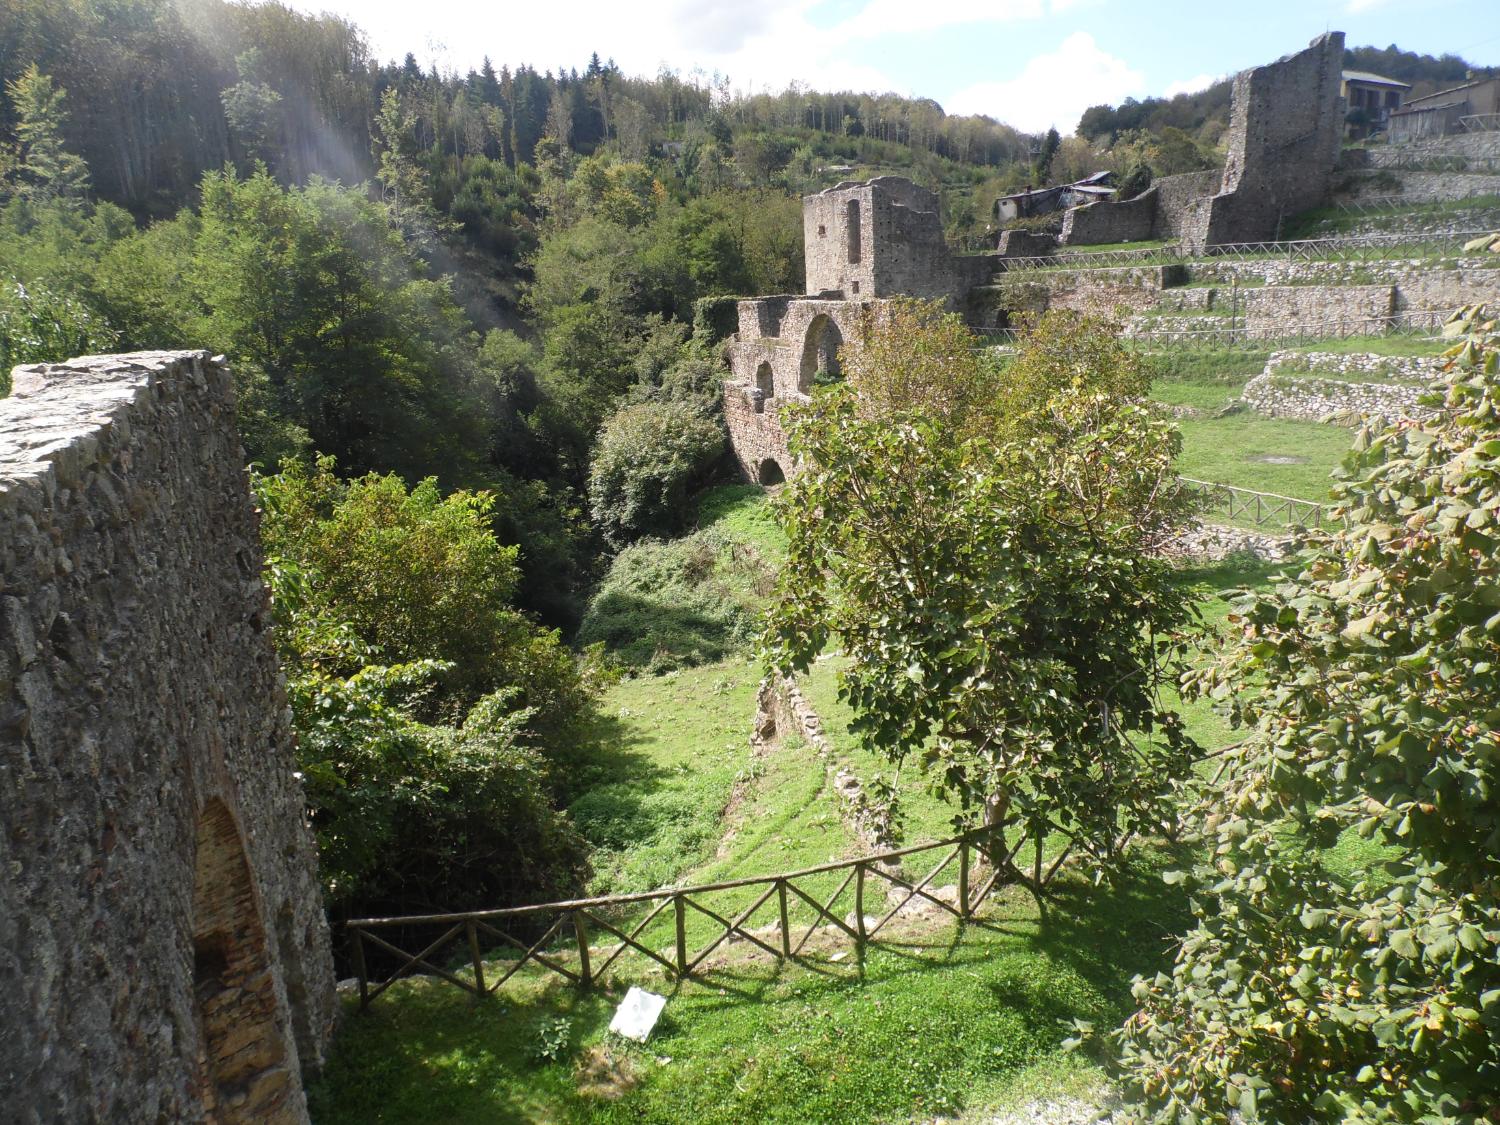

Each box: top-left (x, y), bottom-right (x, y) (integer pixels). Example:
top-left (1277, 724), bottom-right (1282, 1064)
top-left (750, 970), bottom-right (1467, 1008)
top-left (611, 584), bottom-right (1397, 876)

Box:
top-left (307, 556), bottom-right (1285, 1124)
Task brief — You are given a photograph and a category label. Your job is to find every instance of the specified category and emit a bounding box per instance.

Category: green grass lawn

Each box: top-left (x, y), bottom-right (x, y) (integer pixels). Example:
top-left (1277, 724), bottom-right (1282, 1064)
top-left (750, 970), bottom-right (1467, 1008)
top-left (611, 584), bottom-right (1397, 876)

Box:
top-left (1279, 333), bottom-right (1447, 359)
top-left (1175, 413), bottom-right (1353, 500)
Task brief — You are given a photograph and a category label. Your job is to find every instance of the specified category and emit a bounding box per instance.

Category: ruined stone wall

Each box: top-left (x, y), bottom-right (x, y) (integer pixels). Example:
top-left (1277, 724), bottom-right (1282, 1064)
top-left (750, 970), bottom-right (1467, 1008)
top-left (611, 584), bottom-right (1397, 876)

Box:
top-left (803, 178), bottom-right (990, 304)
top-left (804, 181), bottom-right (878, 297)
top-left (0, 352), bottom-right (335, 1124)
top-left (1059, 192), bottom-right (1155, 245)
top-left (995, 229), bottom-right (1057, 258)
top-left (723, 381), bottom-right (796, 483)
top-left (1061, 36), bottom-right (1344, 251)
top-left (1151, 171), bottom-right (1221, 239)
top-left (1199, 33), bottom-right (1345, 247)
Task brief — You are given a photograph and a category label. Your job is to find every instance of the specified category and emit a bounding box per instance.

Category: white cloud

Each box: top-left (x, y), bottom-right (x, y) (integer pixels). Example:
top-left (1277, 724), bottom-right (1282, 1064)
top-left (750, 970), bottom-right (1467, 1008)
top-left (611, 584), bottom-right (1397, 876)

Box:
top-left (944, 32), bottom-right (1146, 132)
top-left (840, 0), bottom-right (1045, 41)
top-left (1163, 72), bottom-right (1220, 98)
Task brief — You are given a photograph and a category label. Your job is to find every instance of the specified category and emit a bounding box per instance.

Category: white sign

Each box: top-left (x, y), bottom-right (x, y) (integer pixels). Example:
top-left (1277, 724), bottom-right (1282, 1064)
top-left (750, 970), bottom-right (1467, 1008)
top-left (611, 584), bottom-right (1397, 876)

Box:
top-left (608, 986), bottom-right (668, 1042)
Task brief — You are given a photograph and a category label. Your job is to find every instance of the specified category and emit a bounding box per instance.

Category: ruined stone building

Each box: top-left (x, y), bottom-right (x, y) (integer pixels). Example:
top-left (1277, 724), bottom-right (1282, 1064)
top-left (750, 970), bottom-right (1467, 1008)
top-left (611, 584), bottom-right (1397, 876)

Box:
top-left (722, 34), bottom-right (1353, 484)
top-left (1, 352), bottom-right (336, 1123)
top-left (723, 176), bottom-right (1007, 483)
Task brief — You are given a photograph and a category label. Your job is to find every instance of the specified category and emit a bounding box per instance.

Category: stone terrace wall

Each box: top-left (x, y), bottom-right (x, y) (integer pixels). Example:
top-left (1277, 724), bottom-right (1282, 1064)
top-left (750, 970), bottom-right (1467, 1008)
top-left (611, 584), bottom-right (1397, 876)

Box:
top-left (1242, 283), bottom-right (1395, 335)
top-left (0, 352), bottom-right (334, 1124)
top-left (991, 265), bottom-right (1180, 319)
top-left (1242, 369), bottom-right (1432, 422)
top-left (1363, 131), bottom-right (1500, 171)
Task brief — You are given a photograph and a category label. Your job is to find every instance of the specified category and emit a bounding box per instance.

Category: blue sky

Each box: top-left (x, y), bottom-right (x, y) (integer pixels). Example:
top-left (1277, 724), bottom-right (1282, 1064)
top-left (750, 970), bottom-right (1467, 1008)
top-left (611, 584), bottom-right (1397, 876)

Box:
top-left (293, 0), bottom-right (1500, 133)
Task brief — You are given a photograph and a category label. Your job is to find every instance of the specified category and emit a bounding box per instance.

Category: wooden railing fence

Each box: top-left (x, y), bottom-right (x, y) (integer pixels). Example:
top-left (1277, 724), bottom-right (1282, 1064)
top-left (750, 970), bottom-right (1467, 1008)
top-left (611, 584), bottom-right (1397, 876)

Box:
top-left (345, 827), bottom-right (1024, 1010)
top-left (1181, 477), bottom-right (1333, 531)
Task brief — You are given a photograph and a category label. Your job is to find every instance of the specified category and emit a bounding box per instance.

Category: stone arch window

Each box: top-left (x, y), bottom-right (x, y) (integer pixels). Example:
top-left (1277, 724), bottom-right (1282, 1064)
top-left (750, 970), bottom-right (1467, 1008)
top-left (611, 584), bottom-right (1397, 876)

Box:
top-left (754, 361), bottom-right (774, 411)
top-left (799, 314), bottom-right (844, 393)
top-left (192, 798), bottom-right (294, 1121)
top-left (846, 199), bottom-right (861, 263)
top-left (758, 458), bottom-right (787, 486)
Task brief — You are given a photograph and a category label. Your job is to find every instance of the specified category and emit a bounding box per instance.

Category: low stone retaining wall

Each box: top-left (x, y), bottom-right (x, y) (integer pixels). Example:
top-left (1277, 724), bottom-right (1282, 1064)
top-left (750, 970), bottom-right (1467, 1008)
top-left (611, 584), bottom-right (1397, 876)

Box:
top-left (754, 673), bottom-right (896, 851)
top-left (1361, 132), bottom-right (1500, 171)
top-left (1167, 523), bottom-right (1298, 561)
top-left (1242, 367), bottom-right (1433, 422)
top-left (1264, 349), bottom-right (1436, 382)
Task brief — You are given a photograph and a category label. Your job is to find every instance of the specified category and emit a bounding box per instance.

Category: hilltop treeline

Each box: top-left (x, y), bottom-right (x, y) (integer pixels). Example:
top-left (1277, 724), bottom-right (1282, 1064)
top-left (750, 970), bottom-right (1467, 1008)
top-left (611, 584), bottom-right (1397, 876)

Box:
top-left (1, 0), bottom-right (1033, 221)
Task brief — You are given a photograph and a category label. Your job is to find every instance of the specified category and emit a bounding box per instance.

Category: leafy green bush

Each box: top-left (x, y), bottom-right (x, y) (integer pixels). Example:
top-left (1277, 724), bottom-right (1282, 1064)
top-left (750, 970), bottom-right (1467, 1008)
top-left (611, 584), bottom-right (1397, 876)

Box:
top-left (264, 557), bottom-right (588, 915)
top-left (1110, 305), bottom-right (1500, 1121)
top-left (0, 276), bottom-right (117, 383)
top-left (256, 456), bottom-right (605, 794)
top-left (576, 527), bottom-right (772, 672)
top-left (588, 399), bottom-right (725, 547)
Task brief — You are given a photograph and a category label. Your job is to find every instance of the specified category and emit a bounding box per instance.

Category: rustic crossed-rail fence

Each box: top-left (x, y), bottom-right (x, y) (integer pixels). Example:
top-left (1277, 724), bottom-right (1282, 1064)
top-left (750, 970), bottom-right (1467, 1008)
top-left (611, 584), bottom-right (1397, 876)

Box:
top-left (345, 827), bottom-right (1028, 1010)
top-left (1181, 477), bottom-right (1333, 531)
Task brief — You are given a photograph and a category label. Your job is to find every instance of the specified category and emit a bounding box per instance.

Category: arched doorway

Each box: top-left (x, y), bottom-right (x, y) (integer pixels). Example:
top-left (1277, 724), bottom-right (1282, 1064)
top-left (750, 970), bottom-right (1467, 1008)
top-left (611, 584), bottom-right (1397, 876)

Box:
top-left (758, 458), bottom-right (787, 486)
top-left (191, 799), bottom-right (295, 1122)
top-left (799, 315), bottom-right (844, 392)
top-left (754, 361), bottom-right (774, 411)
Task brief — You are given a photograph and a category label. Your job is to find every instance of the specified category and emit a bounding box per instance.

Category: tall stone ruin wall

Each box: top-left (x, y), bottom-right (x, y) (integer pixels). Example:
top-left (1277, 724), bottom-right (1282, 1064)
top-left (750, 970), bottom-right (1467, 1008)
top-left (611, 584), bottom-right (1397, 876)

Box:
top-left (0, 352), bottom-right (335, 1123)
top-left (1062, 35), bottom-right (1344, 251)
top-left (1199, 32), bottom-right (1345, 246)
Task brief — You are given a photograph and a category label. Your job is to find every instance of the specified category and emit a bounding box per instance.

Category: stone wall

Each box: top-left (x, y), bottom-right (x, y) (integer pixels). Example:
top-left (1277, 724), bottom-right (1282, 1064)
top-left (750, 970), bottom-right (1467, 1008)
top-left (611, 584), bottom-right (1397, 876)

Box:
top-left (990, 265), bottom-right (1179, 319)
top-left (1264, 349), bottom-right (1437, 383)
top-left (1152, 170), bottom-right (1221, 240)
top-left (1242, 367), bottom-right (1432, 422)
top-left (723, 380), bottom-right (797, 484)
top-left (1061, 35), bottom-right (1344, 251)
top-left (1363, 130), bottom-right (1500, 171)
top-left (995, 229), bottom-right (1058, 258)
top-left (1242, 283), bottom-right (1395, 335)
top-left (802, 177), bottom-right (997, 304)
top-left (1353, 170), bottom-right (1500, 202)
top-left (1059, 192), bottom-right (1154, 245)
top-left (1057, 170), bottom-right (1221, 247)
top-left (1198, 33), bottom-right (1345, 248)
top-left (0, 352), bottom-right (335, 1124)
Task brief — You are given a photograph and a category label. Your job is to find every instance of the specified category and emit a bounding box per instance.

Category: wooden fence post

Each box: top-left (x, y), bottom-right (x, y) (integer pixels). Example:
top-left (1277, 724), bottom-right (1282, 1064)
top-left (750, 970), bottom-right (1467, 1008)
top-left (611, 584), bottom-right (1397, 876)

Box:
top-left (958, 840), bottom-right (971, 921)
top-left (854, 862), bottom-right (866, 957)
top-left (351, 927), bottom-right (369, 1010)
top-left (777, 879), bottom-right (791, 959)
top-left (466, 920), bottom-right (486, 995)
top-left (674, 894), bottom-right (687, 977)
top-left (572, 911), bottom-right (592, 988)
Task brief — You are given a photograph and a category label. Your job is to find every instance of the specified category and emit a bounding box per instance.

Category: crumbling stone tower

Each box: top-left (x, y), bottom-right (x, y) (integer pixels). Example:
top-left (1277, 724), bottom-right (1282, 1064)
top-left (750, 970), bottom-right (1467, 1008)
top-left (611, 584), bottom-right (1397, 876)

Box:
top-left (803, 177), bottom-right (991, 303)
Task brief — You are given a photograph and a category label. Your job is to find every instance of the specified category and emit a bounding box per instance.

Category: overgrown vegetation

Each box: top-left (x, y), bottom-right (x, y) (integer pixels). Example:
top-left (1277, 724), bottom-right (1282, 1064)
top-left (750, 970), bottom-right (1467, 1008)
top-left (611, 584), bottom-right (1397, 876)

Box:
top-left (255, 459), bottom-right (602, 919)
top-left (1109, 307), bottom-right (1500, 1121)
